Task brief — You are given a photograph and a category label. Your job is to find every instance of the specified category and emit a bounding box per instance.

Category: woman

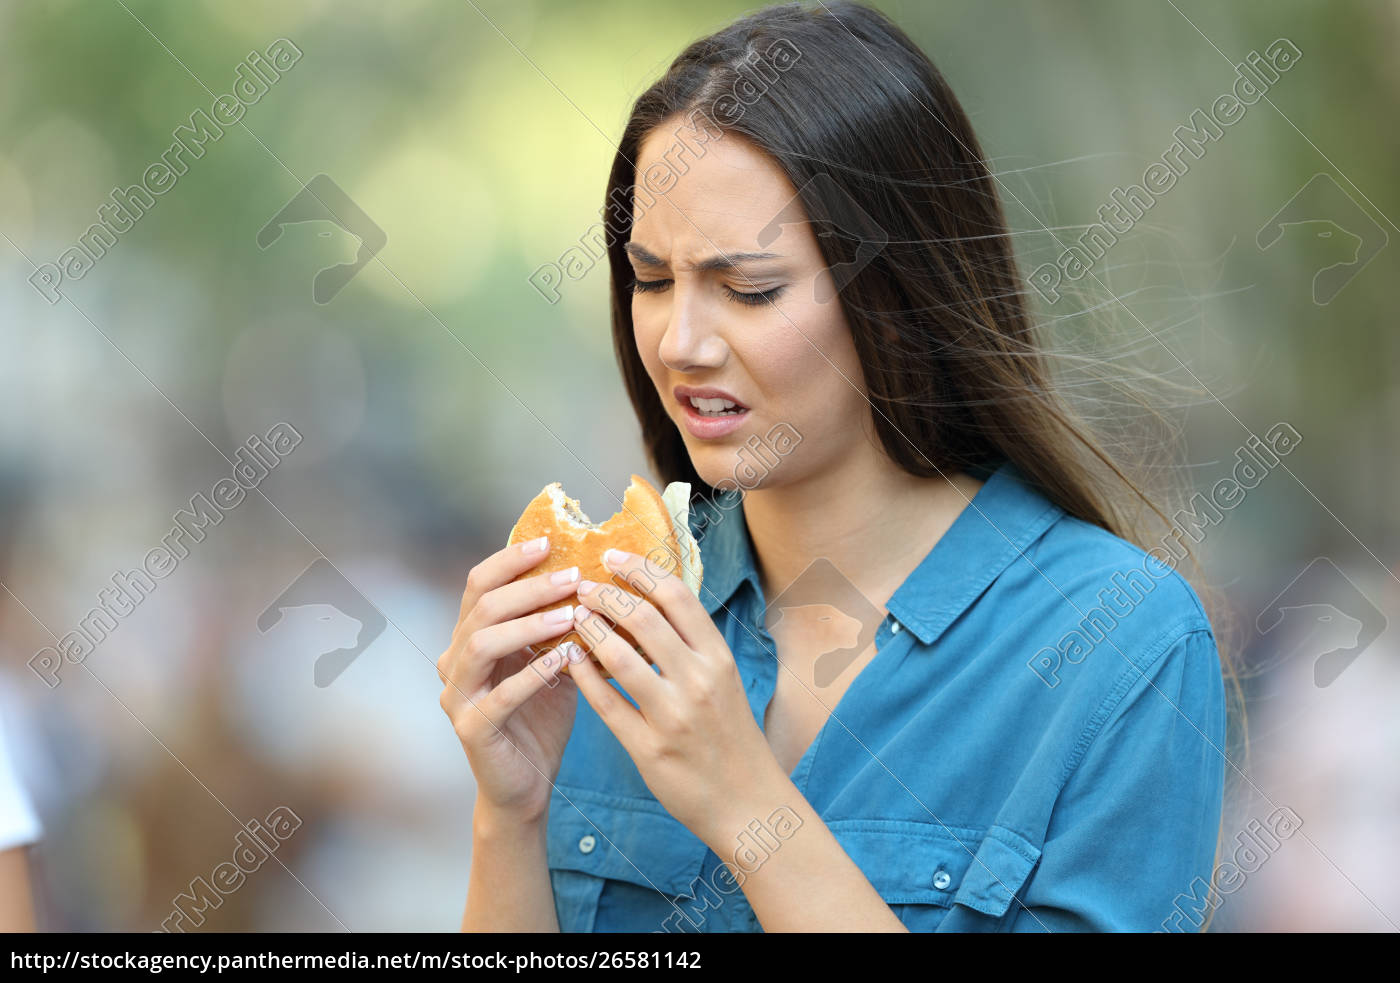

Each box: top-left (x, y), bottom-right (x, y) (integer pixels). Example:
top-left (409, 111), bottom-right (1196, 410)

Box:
top-left (438, 0), bottom-right (1229, 932)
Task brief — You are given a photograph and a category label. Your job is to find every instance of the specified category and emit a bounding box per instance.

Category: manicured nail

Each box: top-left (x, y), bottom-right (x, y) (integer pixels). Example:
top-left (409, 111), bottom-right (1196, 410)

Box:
top-left (563, 641), bottom-right (586, 664)
top-left (603, 548), bottom-right (629, 569)
top-left (524, 536), bottom-right (548, 554)
top-left (551, 566), bottom-right (579, 585)
top-left (543, 605), bottom-right (574, 625)
top-left (577, 579), bottom-right (597, 596)
top-left (538, 651), bottom-right (555, 667)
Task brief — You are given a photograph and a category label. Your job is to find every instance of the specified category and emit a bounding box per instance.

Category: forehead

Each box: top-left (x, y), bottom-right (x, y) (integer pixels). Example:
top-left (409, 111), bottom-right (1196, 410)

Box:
top-left (630, 120), bottom-right (804, 257)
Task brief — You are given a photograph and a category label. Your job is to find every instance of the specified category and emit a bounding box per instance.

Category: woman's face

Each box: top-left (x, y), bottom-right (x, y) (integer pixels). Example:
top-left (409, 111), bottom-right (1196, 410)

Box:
top-left (628, 118), bottom-right (872, 492)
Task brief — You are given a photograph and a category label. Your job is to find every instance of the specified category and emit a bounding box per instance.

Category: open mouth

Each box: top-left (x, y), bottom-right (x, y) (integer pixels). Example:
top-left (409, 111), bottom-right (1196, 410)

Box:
top-left (686, 395), bottom-right (747, 418)
top-left (673, 386), bottom-right (751, 437)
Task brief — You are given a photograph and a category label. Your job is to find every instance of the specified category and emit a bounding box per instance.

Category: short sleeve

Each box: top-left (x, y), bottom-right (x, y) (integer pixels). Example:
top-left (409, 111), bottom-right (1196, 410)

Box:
top-left (1010, 628), bottom-right (1227, 932)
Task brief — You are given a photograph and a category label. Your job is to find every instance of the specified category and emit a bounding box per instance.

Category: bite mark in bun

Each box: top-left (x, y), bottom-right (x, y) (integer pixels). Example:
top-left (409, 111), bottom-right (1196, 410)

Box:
top-left (506, 474), bottom-right (703, 677)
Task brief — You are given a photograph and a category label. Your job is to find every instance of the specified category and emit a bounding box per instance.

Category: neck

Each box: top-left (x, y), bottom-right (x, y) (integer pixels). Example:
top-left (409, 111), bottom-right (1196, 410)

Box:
top-left (739, 453), bottom-right (985, 610)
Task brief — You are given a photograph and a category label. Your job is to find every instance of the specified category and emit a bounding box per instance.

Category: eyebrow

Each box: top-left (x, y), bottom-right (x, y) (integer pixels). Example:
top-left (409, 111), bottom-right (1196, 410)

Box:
top-left (624, 241), bottom-right (784, 272)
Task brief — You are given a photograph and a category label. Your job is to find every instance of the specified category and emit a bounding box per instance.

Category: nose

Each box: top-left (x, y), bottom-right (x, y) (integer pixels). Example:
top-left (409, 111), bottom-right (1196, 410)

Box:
top-left (657, 281), bottom-right (727, 373)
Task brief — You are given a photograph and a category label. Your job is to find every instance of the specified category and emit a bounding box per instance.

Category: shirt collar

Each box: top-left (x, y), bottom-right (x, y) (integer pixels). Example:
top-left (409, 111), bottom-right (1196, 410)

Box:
top-left (884, 460), bottom-right (1065, 644)
top-left (690, 460), bottom-right (1065, 644)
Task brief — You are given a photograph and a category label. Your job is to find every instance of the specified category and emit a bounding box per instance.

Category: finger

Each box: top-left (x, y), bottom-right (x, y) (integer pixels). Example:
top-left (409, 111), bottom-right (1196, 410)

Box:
top-left (458, 535), bottom-right (552, 621)
top-left (567, 636), bottom-right (645, 745)
top-left (469, 563), bottom-right (584, 635)
top-left (575, 577), bottom-right (687, 679)
top-left (571, 604), bottom-right (663, 707)
top-left (439, 646), bottom-right (563, 747)
top-left (601, 547), bottom-right (717, 650)
top-left (440, 605), bottom-right (579, 694)
top-left (483, 643), bottom-right (577, 718)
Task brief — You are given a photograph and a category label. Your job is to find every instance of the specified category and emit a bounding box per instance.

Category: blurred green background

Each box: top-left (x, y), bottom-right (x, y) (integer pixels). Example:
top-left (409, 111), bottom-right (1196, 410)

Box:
top-left (0, 0), bottom-right (1395, 931)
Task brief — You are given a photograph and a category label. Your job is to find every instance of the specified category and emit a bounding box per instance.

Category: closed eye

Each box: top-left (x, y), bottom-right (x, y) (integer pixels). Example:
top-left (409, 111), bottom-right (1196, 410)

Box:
top-left (629, 276), bottom-right (785, 307)
top-left (723, 284), bottom-right (785, 306)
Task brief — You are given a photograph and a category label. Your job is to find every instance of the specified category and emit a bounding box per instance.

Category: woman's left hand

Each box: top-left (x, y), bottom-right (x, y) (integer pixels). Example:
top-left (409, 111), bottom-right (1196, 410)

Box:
top-left (566, 548), bottom-right (788, 847)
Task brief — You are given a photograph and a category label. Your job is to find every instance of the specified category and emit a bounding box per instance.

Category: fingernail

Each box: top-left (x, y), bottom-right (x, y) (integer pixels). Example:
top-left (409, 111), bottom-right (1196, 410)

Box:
top-left (563, 641), bottom-right (586, 664)
top-left (551, 566), bottom-right (579, 585)
top-left (543, 605), bottom-right (574, 625)
top-left (603, 548), bottom-right (630, 569)
top-left (577, 579), bottom-right (597, 596)
top-left (524, 536), bottom-right (548, 554)
top-left (538, 652), bottom-right (554, 667)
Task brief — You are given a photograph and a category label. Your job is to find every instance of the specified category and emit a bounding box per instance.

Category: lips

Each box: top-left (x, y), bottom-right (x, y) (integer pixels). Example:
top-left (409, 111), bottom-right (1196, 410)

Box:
top-left (673, 384), bottom-right (750, 439)
top-left (673, 385), bottom-right (748, 416)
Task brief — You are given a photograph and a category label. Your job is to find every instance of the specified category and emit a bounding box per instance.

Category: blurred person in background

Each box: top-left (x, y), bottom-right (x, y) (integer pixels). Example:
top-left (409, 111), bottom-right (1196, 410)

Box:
top-left (0, 679), bottom-right (40, 933)
top-left (438, 1), bottom-right (1235, 932)
top-left (0, 469), bottom-right (40, 932)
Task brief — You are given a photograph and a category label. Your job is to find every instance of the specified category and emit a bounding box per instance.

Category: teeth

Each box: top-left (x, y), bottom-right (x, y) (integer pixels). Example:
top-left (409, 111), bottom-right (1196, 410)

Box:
top-left (689, 396), bottom-right (741, 415)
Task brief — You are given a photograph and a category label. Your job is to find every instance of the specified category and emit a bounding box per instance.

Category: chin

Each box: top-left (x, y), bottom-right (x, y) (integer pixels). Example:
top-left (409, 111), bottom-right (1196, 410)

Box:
top-left (691, 443), bottom-right (788, 497)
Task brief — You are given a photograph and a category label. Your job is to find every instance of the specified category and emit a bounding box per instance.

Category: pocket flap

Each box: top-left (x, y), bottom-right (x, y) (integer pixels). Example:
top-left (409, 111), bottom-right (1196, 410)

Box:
top-left (547, 785), bottom-right (710, 897)
top-left (826, 819), bottom-right (1040, 914)
top-left (825, 819), bottom-right (983, 906)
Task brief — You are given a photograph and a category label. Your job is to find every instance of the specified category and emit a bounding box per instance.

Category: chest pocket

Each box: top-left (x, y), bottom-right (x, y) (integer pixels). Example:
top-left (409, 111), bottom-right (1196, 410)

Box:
top-left (546, 784), bottom-right (713, 933)
top-left (826, 819), bottom-right (1042, 932)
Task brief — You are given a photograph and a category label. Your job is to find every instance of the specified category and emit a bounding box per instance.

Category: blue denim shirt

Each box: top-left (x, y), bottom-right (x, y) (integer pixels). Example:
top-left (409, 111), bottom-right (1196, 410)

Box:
top-left (546, 461), bottom-right (1226, 932)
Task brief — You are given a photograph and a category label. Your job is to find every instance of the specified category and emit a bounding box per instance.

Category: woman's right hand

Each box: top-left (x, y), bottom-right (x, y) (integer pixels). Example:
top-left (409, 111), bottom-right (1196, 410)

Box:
top-left (437, 536), bottom-right (585, 825)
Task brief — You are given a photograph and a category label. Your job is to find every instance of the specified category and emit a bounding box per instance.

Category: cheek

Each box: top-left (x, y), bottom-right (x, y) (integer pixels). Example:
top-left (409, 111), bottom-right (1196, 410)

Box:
top-left (752, 305), bottom-right (865, 425)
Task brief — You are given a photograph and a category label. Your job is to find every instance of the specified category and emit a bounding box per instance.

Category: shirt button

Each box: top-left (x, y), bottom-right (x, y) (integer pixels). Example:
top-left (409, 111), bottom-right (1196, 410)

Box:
top-left (890, 619), bottom-right (902, 634)
top-left (933, 869), bottom-right (951, 890)
top-left (578, 834), bottom-right (596, 854)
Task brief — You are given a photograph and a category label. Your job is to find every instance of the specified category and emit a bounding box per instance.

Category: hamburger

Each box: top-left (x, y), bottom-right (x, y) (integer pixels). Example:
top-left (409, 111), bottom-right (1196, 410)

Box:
top-left (506, 474), bottom-right (702, 677)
